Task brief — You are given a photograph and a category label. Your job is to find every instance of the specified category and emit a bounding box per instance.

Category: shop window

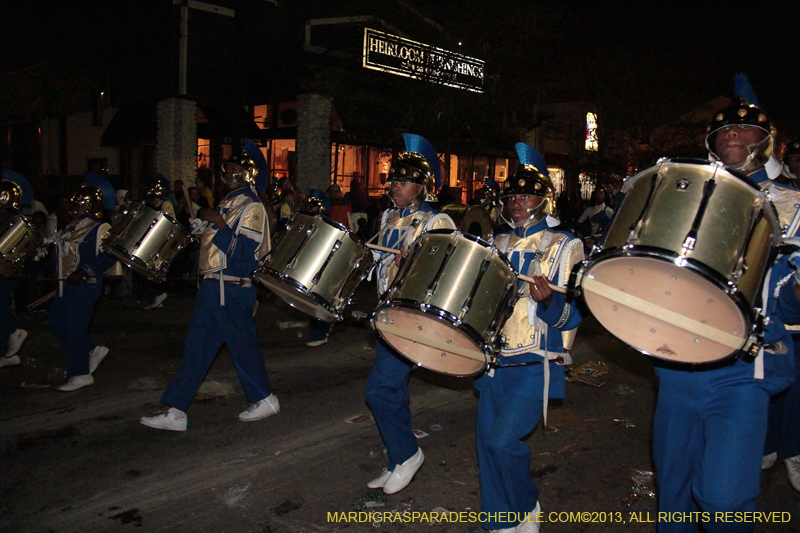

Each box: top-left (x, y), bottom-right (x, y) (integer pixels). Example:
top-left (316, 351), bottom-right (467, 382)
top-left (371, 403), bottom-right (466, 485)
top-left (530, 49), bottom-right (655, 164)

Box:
top-left (197, 138), bottom-right (210, 169)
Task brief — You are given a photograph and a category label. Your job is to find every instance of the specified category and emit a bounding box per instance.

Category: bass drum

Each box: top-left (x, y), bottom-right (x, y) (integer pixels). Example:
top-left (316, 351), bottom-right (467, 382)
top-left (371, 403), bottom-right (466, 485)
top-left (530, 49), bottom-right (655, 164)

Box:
top-left (103, 201), bottom-right (193, 281)
top-left (440, 204), bottom-right (495, 241)
top-left (0, 211), bottom-right (42, 277)
top-left (570, 158), bottom-right (779, 364)
top-left (373, 230), bottom-right (518, 377)
top-left (254, 212), bottom-right (373, 322)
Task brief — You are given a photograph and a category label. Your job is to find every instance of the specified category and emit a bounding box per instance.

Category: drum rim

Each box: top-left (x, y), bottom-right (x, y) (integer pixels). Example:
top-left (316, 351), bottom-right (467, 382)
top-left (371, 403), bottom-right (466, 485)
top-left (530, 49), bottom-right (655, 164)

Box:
top-left (373, 299), bottom-right (501, 356)
top-left (416, 229), bottom-right (516, 272)
top-left (293, 210), bottom-right (369, 245)
top-left (253, 267), bottom-right (343, 321)
top-left (583, 245), bottom-right (757, 315)
top-left (626, 157), bottom-right (760, 193)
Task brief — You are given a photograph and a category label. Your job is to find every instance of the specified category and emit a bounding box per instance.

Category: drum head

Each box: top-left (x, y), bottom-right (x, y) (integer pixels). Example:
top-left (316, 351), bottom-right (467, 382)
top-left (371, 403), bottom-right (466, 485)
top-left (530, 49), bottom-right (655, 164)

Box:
top-left (254, 270), bottom-right (338, 322)
top-left (373, 307), bottom-right (487, 377)
top-left (581, 256), bottom-right (748, 363)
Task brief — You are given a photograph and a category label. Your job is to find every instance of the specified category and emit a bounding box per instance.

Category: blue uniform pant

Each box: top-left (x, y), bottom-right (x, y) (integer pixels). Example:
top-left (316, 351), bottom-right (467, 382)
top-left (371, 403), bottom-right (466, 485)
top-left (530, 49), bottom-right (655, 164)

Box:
top-left (764, 338), bottom-right (800, 459)
top-left (309, 319), bottom-right (329, 342)
top-left (48, 281), bottom-right (102, 377)
top-left (161, 281), bottom-right (272, 412)
top-left (365, 337), bottom-right (417, 469)
top-left (0, 276), bottom-right (18, 356)
top-left (653, 360), bottom-right (778, 533)
top-left (475, 357), bottom-right (559, 531)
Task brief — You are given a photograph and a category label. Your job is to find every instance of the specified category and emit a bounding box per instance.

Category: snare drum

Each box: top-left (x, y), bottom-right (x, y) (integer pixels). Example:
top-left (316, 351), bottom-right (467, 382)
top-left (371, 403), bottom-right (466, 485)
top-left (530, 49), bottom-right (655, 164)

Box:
top-left (0, 211), bottom-right (42, 277)
top-left (254, 212), bottom-right (373, 322)
top-left (103, 201), bottom-right (193, 281)
top-left (373, 230), bottom-right (518, 377)
top-left (571, 158), bottom-right (780, 364)
top-left (440, 204), bottom-right (496, 240)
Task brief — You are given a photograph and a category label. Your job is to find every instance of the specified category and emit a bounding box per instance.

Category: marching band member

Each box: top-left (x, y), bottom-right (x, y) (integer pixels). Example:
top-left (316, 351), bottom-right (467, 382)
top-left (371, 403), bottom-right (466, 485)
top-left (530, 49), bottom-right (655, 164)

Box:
top-left (476, 143), bottom-right (583, 533)
top-left (762, 139), bottom-right (800, 485)
top-left (140, 150), bottom-right (276, 432)
top-left (652, 77), bottom-right (800, 532)
top-left (142, 173), bottom-right (175, 310)
top-left (777, 138), bottom-right (800, 189)
top-left (365, 133), bottom-right (455, 494)
top-left (0, 172), bottom-right (31, 368)
top-left (49, 173), bottom-right (118, 391)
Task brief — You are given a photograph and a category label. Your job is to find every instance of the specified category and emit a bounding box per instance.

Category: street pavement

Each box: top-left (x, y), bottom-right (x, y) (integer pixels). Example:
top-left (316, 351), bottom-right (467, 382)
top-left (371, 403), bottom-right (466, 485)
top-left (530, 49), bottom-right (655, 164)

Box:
top-left (1, 282), bottom-right (799, 532)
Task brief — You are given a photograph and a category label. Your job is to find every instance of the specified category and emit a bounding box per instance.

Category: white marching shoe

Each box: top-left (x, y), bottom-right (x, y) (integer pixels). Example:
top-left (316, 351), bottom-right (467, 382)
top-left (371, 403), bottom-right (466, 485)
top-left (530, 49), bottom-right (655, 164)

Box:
top-left (516, 501), bottom-right (542, 533)
top-left (785, 455), bottom-right (800, 491)
top-left (143, 293), bottom-right (167, 310)
top-left (89, 346), bottom-right (109, 373)
top-left (140, 407), bottom-right (188, 432)
top-left (238, 394), bottom-right (280, 422)
top-left (382, 448), bottom-right (424, 494)
top-left (0, 355), bottom-right (20, 368)
top-left (5, 328), bottom-right (27, 357)
top-left (762, 452), bottom-right (778, 470)
top-left (57, 374), bottom-right (94, 392)
top-left (367, 468), bottom-right (392, 489)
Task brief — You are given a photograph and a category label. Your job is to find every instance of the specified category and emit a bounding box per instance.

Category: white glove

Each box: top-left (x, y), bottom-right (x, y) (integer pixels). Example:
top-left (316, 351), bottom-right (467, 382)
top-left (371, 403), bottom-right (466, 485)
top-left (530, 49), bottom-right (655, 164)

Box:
top-left (189, 218), bottom-right (209, 235)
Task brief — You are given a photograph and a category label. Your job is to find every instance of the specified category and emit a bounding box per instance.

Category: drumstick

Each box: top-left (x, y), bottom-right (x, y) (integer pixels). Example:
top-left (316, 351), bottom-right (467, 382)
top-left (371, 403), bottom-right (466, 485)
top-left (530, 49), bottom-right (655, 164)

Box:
top-left (519, 274), bottom-right (567, 295)
top-left (365, 243), bottom-right (404, 254)
top-left (182, 185), bottom-right (195, 219)
top-left (27, 290), bottom-right (56, 311)
top-left (365, 243), bottom-right (567, 294)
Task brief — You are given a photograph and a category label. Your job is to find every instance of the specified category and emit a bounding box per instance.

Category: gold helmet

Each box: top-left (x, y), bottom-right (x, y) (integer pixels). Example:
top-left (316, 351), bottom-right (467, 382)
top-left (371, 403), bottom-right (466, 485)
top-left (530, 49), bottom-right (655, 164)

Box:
top-left (0, 179), bottom-right (22, 210)
top-left (221, 151), bottom-right (258, 189)
top-left (302, 196), bottom-right (326, 215)
top-left (69, 185), bottom-right (105, 218)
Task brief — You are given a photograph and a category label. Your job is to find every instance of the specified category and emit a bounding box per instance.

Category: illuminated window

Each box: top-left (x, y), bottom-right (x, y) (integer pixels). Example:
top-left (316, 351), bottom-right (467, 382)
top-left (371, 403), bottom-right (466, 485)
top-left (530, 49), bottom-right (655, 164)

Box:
top-left (585, 112), bottom-right (598, 151)
top-left (253, 105), bottom-right (272, 129)
top-left (579, 173), bottom-right (595, 200)
top-left (548, 167), bottom-right (564, 196)
top-left (197, 138), bottom-right (210, 169)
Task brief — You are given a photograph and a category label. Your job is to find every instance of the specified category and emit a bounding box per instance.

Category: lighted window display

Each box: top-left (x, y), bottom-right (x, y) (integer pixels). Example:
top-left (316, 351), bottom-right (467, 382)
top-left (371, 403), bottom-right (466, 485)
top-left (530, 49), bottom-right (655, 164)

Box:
top-left (585, 112), bottom-right (599, 151)
top-left (197, 138), bottom-right (210, 169)
top-left (366, 148), bottom-right (393, 195)
top-left (253, 105), bottom-right (272, 129)
top-left (271, 139), bottom-right (295, 180)
top-left (331, 143), bottom-right (366, 195)
top-left (548, 167), bottom-right (564, 196)
top-left (579, 172), bottom-right (595, 199)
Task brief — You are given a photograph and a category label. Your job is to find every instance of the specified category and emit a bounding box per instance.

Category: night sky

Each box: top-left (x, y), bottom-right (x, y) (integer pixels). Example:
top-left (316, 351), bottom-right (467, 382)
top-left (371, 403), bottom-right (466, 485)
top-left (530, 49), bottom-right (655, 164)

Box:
top-left (547, 3), bottom-right (800, 133)
top-left (2, 1), bottom-right (799, 137)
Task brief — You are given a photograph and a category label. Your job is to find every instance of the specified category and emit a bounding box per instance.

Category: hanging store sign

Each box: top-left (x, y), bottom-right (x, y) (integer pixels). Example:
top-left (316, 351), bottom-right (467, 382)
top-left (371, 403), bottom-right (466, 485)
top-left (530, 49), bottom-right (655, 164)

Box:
top-left (363, 29), bottom-right (484, 93)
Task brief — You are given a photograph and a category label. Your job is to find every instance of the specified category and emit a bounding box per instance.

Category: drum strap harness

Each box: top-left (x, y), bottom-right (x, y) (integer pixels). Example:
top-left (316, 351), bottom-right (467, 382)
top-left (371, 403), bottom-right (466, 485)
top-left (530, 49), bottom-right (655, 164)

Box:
top-left (493, 230), bottom-right (559, 425)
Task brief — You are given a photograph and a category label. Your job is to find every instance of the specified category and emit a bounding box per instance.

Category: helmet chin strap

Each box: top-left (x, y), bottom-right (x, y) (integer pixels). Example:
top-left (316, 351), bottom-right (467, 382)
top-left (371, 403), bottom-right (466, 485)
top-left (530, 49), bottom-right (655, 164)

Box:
top-left (765, 156), bottom-right (782, 180)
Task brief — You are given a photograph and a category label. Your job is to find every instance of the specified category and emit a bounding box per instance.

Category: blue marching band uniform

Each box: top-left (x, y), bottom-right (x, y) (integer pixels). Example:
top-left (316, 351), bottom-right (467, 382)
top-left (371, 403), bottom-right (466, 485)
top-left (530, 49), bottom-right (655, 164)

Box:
top-left (141, 149), bottom-right (277, 431)
top-left (476, 143), bottom-right (583, 533)
top-left (49, 173), bottom-right (119, 391)
top-left (365, 134), bottom-right (456, 494)
top-left (0, 169), bottom-right (35, 367)
top-left (652, 79), bottom-right (800, 532)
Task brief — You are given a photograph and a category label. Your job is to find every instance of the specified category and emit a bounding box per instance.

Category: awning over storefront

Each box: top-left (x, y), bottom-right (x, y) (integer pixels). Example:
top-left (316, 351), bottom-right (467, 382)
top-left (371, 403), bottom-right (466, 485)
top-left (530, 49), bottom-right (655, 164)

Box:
top-left (102, 101), bottom-right (262, 146)
top-left (100, 102), bottom-right (157, 147)
top-left (196, 103), bottom-right (262, 140)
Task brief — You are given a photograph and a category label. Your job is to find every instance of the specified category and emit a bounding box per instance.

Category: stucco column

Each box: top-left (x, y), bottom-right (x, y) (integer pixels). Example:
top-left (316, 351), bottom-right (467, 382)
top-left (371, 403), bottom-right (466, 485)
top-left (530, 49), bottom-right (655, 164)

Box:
top-left (296, 93), bottom-right (331, 192)
top-left (156, 98), bottom-right (197, 186)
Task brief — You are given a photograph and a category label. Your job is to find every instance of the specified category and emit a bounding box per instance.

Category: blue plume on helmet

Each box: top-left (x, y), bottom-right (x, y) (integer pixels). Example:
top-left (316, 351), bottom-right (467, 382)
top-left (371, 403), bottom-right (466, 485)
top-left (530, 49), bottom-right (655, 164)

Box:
top-left (403, 133), bottom-right (441, 189)
top-left (2, 168), bottom-right (33, 205)
top-left (243, 139), bottom-right (268, 195)
top-left (734, 73), bottom-right (760, 107)
top-left (514, 142), bottom-right (547, 173)
top-left (83, 172), bottom-right (116, 210)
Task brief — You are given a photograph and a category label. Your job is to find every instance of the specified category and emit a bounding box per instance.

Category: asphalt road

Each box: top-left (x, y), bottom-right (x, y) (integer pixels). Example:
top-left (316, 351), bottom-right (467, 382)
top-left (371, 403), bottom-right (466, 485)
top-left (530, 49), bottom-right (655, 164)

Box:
top-left (1, 282), bottom-right (799, 532)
